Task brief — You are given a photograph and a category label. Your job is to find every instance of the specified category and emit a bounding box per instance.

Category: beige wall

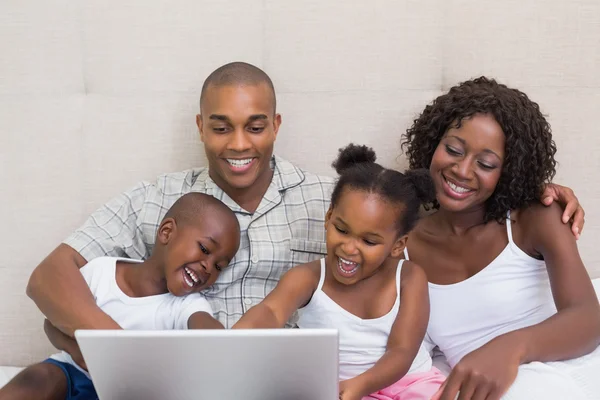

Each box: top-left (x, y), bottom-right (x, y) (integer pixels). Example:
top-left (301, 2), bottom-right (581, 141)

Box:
top-left (0, 0), bottom-right (598, 366)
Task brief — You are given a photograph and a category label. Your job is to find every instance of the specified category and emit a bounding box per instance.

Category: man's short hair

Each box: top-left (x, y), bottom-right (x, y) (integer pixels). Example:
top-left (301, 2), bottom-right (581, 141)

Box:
top-left (200, 62), bottom-right (276, 114)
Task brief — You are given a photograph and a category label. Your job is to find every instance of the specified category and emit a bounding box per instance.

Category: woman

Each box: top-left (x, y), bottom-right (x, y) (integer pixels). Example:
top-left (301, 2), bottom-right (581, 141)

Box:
top-left (402, 77), bottom-right (600, 400)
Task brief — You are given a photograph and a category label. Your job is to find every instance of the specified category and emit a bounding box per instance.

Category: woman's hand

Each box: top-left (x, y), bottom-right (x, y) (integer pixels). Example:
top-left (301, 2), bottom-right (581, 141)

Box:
top-left (541, 183), bottom-right (585, 239)
top-left (434, 334), bottom-right (524, 400)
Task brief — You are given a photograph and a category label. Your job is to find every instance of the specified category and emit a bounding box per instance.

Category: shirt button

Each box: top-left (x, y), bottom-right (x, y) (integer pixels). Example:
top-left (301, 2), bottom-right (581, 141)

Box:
top-left (251, 254), bottom-right (259, 263)
top-left (244, 298), bottom-right (252, 305)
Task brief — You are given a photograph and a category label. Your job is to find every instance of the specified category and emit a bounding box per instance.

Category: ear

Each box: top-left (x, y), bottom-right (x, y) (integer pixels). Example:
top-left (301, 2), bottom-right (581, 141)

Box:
top-left (272, 113), bottom-right (282, 139)
top-left (196, 114), bottom-right (205, 142)
top-left (324, 206), bottom-right (333, 230)
top-left (157, 218), bottom-right (176, 245)
top-left (390, 234), bottom-right (408, 258)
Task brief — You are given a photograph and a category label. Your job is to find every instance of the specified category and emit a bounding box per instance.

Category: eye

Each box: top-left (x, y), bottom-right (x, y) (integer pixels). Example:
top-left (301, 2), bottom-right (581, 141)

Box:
top-left (445, 145), bottom-right (462, 156)
top-left (478, 161), bottom-right (496, 170)
top-left (199, 243), bottom-right (210, 255)
top-left (215, 264), bottom-right (223, 272)
top-left (212, 126), bottom-right (229, 134)
top-left (363, 239), bottom-right (377, 246)
top-left (247, 125), bottom-right (265, 133)
top-left (334, 225), bottom-right (347, 234)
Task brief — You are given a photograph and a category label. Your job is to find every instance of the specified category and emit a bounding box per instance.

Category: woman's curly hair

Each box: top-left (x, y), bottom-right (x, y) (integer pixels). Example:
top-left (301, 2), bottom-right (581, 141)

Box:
top-left (401, 76), bottom-right (557, 223)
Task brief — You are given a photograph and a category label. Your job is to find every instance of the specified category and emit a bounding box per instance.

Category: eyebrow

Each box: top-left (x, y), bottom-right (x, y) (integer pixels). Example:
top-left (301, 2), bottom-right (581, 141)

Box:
top-left (447, 135), bottom-right (502, 160)
top-left (208, 114), bottom-right (268, 123)
top-left (335, 217), bottom-right (384, 239)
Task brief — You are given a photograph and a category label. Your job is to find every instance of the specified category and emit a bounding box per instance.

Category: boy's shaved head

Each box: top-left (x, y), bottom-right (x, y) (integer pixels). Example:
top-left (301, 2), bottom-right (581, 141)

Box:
top-left (163, 192), bottom-right (239, 232)
top-left (200, 62), bottom-right (276, 114)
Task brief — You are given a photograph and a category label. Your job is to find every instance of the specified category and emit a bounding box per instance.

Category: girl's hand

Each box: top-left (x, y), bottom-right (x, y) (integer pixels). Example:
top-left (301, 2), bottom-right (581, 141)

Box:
top-left (433, 334), bottom-right (524, 400)
top-left (339, 379), bottom-right (365, 400)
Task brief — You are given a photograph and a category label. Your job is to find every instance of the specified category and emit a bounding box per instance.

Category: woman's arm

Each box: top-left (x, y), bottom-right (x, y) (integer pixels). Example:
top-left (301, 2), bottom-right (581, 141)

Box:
top-left (233, 263), bottom-right (320, 329)
top-left (511, 202), bottom-right (600, 361)
top-left (339, 262), bottom-right (430, 400)
top-left (437, 203), bottom-right (600, 400)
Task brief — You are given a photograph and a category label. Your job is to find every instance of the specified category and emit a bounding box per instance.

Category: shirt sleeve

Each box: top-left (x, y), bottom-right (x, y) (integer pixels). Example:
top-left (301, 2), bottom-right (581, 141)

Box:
top-left (63, 181), bottom-right (153, 262)
top-left (174, 293), bottom-right (214, 330)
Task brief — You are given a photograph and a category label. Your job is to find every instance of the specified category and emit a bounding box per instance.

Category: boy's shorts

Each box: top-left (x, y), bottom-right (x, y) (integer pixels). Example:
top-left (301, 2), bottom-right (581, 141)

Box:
top-left (43, 358), bottom-right (98, 400)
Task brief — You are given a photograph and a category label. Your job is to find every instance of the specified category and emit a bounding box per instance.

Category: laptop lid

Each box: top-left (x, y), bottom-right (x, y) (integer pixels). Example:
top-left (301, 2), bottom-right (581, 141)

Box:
top-left (75, 329), bottom-right (338, 400)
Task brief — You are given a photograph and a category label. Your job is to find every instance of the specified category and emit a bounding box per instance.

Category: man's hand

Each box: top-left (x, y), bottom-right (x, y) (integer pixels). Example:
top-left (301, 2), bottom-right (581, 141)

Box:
top-left (44, 319), bottom-right (87, 371)
top-left (541, 183), bottom-right (585, 239)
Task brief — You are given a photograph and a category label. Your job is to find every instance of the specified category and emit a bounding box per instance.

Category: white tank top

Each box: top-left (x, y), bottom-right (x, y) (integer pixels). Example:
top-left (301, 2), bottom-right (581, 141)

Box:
top-left (404, 212), bottom-right (557, 367)
top-left (297, 258), bottom-right (432, 380)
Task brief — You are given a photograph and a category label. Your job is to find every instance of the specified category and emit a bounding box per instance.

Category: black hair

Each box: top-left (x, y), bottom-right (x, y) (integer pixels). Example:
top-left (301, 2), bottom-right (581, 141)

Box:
top-left (331, 144), bottom-right (435, 236)
top-left (163, 193), bottom-right (239, 233)
top-left (401, 76), bottom-right (557, 222)
top-left (200, 61), bottom-right (276, 114)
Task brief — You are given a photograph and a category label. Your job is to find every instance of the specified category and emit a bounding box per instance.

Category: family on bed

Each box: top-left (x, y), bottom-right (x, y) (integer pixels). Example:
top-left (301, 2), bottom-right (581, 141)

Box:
top-left (1, 62), bottom-right (598, 400)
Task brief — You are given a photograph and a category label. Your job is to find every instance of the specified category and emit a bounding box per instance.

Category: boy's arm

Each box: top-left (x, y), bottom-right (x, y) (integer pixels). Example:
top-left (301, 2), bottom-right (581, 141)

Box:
top-left (44, 319), bottom-right (88, 370)
top-left (188, 312), bottom-right (224, 329)
top-left (233, 263), bottom-right (320, 329)
top-left (340, 262), bottom-right (430, 399)
top-left (27, 182), bottom-right (152, 336)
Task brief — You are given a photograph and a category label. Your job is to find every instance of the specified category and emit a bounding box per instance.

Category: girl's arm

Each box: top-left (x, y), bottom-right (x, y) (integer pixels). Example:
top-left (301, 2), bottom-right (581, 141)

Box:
top-left (340, 262), bottom-right (430, 399)
top-left (233, 262), bottom-right (320, 329)
top-left (437, 203), bottom-right (600, 400)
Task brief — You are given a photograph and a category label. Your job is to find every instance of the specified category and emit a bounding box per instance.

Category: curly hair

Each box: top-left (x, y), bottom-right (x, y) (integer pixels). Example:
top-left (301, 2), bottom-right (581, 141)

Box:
top-left (401, 76), bottom-right (557, 223)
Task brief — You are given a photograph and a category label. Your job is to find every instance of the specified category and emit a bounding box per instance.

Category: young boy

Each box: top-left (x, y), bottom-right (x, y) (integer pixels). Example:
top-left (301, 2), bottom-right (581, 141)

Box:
top-left (0, 192), bottom-right (240, 400)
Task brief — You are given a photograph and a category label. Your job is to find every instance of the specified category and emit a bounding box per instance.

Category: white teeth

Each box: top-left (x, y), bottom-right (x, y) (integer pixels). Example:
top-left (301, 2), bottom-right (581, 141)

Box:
top-left (340, 258), bottom-right (356, 265)
top-left (226, 158), bottom-right (253, 167)
top-left (337, 257), bottom-right (359, 276)
top-left (184, 275), bottom-right (194, 287)
top-left (184, 267), bottom-right (199, 286)
top-left (446, 178), bottom-right (472, 193)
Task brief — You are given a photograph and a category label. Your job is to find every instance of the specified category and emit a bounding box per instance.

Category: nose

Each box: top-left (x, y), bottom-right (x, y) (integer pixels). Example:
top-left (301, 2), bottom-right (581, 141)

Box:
top-left (452, 158), bottom-right (474, 181)
top-left (226, 128), bottom-right (252, 153)
top-left (341, 238), bottom-right (359, 256)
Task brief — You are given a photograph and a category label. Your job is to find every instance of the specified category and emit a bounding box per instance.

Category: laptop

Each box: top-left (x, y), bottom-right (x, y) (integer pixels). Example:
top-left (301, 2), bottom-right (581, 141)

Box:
top-left (75, 329), bottom-right (339, 400)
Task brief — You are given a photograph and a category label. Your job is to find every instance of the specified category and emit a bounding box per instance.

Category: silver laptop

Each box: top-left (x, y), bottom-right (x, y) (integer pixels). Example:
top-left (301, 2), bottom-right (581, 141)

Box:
top-left (75, 329), bottom-right (339, 400)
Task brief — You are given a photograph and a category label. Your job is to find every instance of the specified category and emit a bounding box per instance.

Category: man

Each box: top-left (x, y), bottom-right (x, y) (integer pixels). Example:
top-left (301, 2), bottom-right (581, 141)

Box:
top-left (27, 62), bottom-right (585, 355)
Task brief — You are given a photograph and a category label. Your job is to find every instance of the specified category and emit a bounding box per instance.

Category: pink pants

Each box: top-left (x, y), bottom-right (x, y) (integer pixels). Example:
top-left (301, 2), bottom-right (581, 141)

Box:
top-left (363, 367), bottom-right (446, 400)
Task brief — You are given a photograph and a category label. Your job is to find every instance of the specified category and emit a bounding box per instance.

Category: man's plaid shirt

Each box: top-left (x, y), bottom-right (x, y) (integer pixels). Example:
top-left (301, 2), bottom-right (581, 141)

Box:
top-left (64, 156), bottom-right (335, 327)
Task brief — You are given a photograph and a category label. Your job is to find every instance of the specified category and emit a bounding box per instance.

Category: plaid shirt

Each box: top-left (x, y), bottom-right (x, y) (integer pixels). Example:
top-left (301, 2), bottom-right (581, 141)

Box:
top-left (64, 156), bottom-right (335, 328)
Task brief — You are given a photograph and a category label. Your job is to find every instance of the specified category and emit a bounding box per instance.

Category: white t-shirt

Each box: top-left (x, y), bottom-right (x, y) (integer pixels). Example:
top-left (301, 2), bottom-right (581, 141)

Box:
top-left (50, 256), bottom-right (213, 375)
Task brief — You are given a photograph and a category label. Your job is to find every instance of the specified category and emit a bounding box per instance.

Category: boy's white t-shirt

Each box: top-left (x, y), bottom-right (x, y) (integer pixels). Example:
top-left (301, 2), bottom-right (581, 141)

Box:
top-left (50, 256), bottom-right (213, 375)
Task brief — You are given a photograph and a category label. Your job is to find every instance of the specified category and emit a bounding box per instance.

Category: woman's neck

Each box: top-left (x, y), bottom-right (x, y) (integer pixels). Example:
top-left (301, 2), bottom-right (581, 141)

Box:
top-left (117, 257), bottom-right (168, 298)
top-left (433, 206), bottom-right (487, 236)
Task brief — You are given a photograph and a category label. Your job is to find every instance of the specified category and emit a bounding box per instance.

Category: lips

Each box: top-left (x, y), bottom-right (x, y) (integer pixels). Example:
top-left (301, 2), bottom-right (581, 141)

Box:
top-left (441, 174), bottom-right (475, 200)
top-left (337, 256), bottom-right (359, 277)
top-left (224, 157), bottom-right (256, 173)
top-left (182, 265), bottom-right (207, 289)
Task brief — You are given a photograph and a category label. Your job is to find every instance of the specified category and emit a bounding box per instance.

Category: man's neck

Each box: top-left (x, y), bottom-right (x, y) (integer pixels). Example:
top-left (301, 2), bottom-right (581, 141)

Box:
top-left (211, 167), bottom-right (275, 214)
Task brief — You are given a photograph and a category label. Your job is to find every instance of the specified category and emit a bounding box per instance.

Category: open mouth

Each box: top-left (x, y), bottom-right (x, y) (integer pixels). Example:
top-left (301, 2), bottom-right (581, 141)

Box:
top-left (225, 158), bottom-right (256, 173)
top-left (442, 175), bottom-right (475, 198)
top-left (182, 266), bottom-right (202, 288)
top-left (337, 257), bottom-right (359, 277)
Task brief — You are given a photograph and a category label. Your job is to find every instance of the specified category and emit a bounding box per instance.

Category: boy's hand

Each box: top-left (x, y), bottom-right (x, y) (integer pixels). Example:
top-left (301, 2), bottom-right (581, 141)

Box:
top-left (44, 319), bottom-right (88, 371)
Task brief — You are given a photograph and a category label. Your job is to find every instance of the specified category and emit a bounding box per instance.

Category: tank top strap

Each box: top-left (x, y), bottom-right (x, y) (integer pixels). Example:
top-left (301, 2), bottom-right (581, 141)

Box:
top-left (395, 259), bottom-right (404, 300)
top-left (317, 258), bottom-right (327, 291)
top-left (403, 247), bottom-right (410, 260)
top-left (505, 210), bottom-right (514, 244)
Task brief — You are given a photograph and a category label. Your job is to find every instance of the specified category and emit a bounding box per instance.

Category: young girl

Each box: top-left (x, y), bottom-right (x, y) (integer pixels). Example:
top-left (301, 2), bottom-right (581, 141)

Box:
top-left (234, 144), bottom-right (446, 400)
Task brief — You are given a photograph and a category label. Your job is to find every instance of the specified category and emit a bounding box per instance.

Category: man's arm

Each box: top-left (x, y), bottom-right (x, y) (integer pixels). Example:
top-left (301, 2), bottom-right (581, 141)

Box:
top-left (27, 245), bottom-right (120, 336)
top-left (27, 181), bottom-right (153, 336)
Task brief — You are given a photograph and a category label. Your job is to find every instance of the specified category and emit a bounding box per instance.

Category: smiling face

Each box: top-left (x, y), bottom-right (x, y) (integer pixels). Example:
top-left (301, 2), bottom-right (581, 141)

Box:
top-left (325, 188), bottom-right (406, 286)
top-left (158, 213), bottom-right (240, 296)
top-left (197, 83), bottom-right (281, 197)
top-left (429, 113), bottom-right (506, 214)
